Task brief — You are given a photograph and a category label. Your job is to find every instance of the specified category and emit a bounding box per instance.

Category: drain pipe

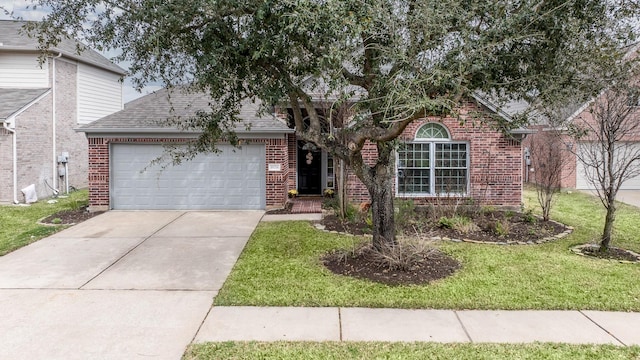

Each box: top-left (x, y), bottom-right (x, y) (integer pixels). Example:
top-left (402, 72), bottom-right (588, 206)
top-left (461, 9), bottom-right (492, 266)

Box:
top-left (51, 52), bottom-right (62, 193)
top-left (2, 120), bottom-right (18, 204)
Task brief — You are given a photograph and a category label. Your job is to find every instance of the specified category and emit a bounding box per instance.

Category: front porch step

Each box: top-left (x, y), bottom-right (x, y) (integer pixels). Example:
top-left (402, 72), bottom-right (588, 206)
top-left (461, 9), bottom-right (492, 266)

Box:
top-left (290, 197), bottom-right (323, 214)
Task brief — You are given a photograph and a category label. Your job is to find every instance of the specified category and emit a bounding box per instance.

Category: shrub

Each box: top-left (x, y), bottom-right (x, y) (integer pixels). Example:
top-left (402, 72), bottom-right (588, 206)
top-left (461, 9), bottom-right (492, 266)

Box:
top-left (523, 208), bottom-right (537, 224)
top-left (333, 238), bottom-right (436, 272)
top-left (453, 217), bottom-right (480, 234)
top-left (322, 197), bottom-right (339, 210)
top-left (494, 219), bottom-right (511, 237)
top-left (438, 216), bottom-right (455, 229)
top-left (372, 239), bottom-right (436, 271)
top-left (395, 199), bottom-right (416, 229)
top-left (438, 216), bottom-right (479, 234)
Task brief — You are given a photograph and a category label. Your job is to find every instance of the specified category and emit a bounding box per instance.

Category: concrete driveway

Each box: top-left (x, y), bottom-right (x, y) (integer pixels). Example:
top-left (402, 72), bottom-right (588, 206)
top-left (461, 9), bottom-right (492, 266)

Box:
top-left (0, 210), bottom-right (263, 360)
top-left (616, 190), bottom-right (640, 208)
top-left (581, 189), bottom-right (640, 208)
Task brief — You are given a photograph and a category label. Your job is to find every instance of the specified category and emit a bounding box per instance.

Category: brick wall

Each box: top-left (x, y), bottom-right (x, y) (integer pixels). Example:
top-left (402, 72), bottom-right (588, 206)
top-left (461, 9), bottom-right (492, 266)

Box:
top-left (13, 92), bottom-right (55, 201)
top-left (345, 102), bottom-right (523, 207)
top-left (55, 59), bottom-right (89, 193)
top-left (87, 136), bottom-right (290, 211)
top-left (287, 133), bottom-right (297, 192)
top-left (264, 137), bottom-right (289, 208)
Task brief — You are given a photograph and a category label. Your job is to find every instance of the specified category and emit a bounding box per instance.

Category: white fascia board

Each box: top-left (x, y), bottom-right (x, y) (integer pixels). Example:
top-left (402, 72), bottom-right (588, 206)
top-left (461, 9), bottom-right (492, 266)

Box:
top-left (79, 128), bottom-right (292, 138)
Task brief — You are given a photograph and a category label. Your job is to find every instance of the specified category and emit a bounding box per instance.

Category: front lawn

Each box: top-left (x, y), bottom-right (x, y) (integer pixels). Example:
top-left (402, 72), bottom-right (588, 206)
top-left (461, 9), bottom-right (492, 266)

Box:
top-left (215, 190), bottom-right (640, 311)
top-left (0, 190), bottom-right (89, 256)
top-left (185, 342), bottom-right (640, 360)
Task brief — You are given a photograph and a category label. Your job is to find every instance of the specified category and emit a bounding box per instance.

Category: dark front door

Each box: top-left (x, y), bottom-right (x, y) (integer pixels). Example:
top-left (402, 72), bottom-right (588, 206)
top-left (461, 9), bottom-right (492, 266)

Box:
top-left (297, 141), bottom-right (322, 195)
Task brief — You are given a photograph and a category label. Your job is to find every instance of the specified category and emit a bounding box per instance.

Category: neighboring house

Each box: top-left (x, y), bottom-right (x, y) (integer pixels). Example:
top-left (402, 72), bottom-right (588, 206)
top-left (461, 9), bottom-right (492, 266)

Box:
top-left (0, 20), bottom-right (125, 203)
top-left (81, 88), bottom-right (528, 211)
top-left (524, 97), bottom-right (640, 191)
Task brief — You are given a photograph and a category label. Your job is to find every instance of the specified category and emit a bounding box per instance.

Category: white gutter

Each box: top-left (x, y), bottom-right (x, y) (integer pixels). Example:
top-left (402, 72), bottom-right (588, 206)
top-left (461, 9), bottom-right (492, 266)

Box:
top-left (51, 52), bottom-right (62, 192)
top-left (2, 120), bottom-right (18, 203)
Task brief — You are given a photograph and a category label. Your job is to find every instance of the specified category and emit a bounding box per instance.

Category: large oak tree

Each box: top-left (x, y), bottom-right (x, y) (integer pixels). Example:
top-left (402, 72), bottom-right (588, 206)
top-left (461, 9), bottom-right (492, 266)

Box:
top-left (25, 0), bottom-right (637, 249)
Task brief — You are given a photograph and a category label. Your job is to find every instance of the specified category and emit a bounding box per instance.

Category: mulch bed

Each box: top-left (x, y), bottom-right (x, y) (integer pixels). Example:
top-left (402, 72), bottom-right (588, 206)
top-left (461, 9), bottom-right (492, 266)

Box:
top-left (40, 207), bottom-right (104, 225)
top-left (573, 244), bottom-right (640, 262)
top-left (323, 246), bottom-right (461, 286)
top-left (318, 207), bottom-right (574, 286)
top-left (320, 209), bottom-right (568, 244)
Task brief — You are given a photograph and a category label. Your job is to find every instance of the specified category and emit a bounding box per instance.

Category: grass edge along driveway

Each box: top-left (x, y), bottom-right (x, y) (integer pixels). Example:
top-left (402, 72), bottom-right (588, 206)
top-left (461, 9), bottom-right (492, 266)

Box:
top-left (0, 190), bottom-right (89, 256)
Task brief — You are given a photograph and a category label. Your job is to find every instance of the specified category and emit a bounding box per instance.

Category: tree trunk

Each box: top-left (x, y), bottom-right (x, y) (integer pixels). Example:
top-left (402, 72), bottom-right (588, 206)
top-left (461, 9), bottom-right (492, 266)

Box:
top-left (600, 201), bottom-right (616, 252)
top-left (367, 161), bottom-right (397, 251)
top-left (337, 158), bottom-right (348, 219)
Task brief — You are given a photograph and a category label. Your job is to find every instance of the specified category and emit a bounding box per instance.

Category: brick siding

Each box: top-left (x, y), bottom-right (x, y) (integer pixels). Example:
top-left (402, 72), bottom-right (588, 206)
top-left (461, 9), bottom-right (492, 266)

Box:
top-left (345, 101), bottom-right (524, 207)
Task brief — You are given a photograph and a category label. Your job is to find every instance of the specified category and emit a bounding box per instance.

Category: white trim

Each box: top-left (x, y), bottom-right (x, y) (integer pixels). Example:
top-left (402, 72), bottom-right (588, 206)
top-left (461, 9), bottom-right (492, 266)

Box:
top-left (81, 131), bottom-right (289, 139)
top-left (2, 119), bottom-right (18, 203)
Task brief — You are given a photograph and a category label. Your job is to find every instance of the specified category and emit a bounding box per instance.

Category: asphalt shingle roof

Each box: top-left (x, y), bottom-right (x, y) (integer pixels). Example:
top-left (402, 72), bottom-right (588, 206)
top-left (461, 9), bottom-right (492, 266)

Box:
top-left (0, 20), bottom-right (125, 75)
top-left (0, 88), bottom-right (50, 120)
top-left (79, 87), bottom-right (292, 134)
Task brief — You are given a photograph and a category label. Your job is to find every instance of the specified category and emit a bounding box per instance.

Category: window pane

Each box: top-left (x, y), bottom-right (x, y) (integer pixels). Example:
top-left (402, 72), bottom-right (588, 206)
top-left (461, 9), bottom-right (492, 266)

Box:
top-left (398, 169), bottom-right (430, 193)
top-left (397, 143), bottom-right (430, 194)
top-left (435, 143), bottom-right (468, 194)
top-left (436, 143), bottom-right (467, 168)
top-left (326, 154), bottom-right (334, 189)
top-left (435, 169), bottom-right (467, 194)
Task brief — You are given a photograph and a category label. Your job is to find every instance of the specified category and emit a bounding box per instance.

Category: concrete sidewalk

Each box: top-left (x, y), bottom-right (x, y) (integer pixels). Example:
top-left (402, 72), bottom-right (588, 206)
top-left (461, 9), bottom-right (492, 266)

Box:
top-left (194, 307), bottom-right (640, 345)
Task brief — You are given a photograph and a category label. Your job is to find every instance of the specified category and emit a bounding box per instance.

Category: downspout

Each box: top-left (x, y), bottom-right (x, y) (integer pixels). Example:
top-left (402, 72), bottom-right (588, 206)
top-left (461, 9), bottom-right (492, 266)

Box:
top-left (2, 120), bottom-right (18, 204)
top-left (51, 52), bottom-right (62, 193)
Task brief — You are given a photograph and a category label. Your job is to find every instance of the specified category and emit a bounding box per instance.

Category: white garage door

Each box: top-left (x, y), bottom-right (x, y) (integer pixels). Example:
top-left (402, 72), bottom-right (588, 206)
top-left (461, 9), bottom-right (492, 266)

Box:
top-left (576, 142), bottom-right (640, 190)
top-left (111, 144), bottom-right (265, 210)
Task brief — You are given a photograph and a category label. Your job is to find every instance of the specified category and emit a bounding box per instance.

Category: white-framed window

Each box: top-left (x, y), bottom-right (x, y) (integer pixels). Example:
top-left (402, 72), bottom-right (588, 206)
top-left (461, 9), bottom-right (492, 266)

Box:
top-left (396, 123), bottom-right (469, 196)
top-left (326, 153), bottom-right (335, 188)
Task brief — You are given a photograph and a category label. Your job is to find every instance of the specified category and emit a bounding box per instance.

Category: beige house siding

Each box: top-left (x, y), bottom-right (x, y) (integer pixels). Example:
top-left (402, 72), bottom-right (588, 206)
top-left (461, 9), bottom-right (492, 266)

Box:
top-left (77, 63), bottom-right (123, 124)
top-left (0, 52), bottom-right (49, 88)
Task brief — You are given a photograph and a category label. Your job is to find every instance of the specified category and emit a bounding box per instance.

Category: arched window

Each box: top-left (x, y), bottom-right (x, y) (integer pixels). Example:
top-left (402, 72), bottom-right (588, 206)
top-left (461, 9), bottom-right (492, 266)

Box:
top-left (415, 123), bottom-right (450, 140)
top-left (397, 123), bottom-right (469, 196)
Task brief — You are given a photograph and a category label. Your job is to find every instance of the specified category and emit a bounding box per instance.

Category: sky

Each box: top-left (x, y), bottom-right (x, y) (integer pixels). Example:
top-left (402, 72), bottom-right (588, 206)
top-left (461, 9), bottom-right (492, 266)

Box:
top-left (0, 0), bottom-right (161, 103)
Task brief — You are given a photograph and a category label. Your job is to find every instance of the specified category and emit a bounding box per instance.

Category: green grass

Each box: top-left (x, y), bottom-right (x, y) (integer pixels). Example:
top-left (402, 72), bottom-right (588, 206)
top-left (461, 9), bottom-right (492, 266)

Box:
top-left (215, 190), bottom-right (640, 311)
top-left (524, 189), bottom-right (640, 253)
top-left (184, 342), bottom-right (640, 360)
top-left (0, 190), bottom-right (89, 256)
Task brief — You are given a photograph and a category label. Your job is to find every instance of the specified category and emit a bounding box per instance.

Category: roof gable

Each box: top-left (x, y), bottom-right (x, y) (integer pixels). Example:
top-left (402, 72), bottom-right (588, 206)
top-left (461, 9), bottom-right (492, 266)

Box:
top-left (0, 20), bottom-right (125, 75)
